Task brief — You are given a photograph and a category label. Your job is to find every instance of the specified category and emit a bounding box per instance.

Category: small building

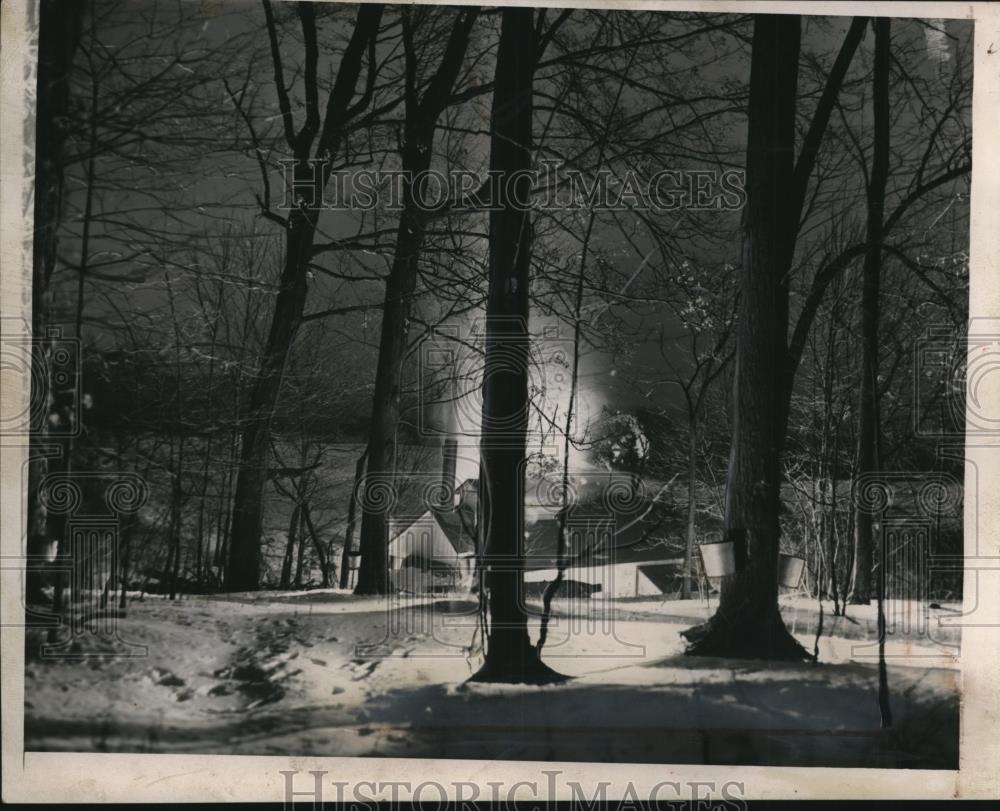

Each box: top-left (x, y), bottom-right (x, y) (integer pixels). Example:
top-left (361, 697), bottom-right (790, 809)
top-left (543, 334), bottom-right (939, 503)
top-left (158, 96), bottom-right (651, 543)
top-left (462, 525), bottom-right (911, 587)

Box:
top-left (523, 555), bottom-right (685, 599)
top-left (522, 499), bottom-right (684, 599)
top-left (379, 449), bottom-right (686, 597)
top-left (388, 502), bottom-right (477, 593)
top-left (386, 439), bottom-right (477, 593)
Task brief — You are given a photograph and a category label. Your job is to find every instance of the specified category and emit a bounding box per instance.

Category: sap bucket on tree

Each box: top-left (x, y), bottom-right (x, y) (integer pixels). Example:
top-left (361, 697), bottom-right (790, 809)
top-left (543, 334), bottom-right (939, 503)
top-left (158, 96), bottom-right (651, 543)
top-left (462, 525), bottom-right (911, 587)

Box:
top-left (699, 540), bottom-right (735, 591)
top-left (778, 553), bottom-right (805, 590)
top-left (699, 540), bottom-right (735, 577)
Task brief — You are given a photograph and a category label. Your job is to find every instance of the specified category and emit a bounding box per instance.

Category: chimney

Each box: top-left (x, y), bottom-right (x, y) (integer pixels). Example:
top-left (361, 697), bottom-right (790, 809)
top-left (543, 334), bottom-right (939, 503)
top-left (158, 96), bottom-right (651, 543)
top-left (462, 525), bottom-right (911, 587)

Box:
top-left (441, 438), bottom-right (458, 505)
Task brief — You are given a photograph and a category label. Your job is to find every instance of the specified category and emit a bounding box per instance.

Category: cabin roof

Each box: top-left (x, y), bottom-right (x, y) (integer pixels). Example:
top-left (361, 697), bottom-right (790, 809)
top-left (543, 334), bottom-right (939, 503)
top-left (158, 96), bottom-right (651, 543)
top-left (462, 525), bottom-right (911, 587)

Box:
top-left (389, 501), bottom-right (478, 555)
top-left (433, 504), bottom-right (478, 555)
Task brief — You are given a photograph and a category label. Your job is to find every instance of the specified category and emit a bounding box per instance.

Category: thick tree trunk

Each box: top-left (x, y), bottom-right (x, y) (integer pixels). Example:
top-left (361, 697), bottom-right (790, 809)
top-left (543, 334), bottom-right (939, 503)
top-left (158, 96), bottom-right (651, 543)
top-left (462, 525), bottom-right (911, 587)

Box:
top-left (469, 8), bottom-right (564, 684)
top-left (301, 501), bottom-right (331, 587)
top-left (293, 504), bottom-right (306, 589)
top-left (340, 449), bottom-right (366, 589)
top-left (227, 222), bottom-right (313, 591)
top-left (850, 18), bottom-right (891, 605)
top-left (354, 212), bottom-right (427, 595)
top-left (682, 14), bottom-right (810, 661)
top-left (279, 503), bottom-right (299, 590)
top-left (354, 9), bottom-right (478, 595)
top-left (194, 285), bottom-right (223, 588)
top-left (27, 0), bottom-right (84, 606)
top-left (226, 5), bottom-right (384, 591)
top-left (214, 427), bottom-right (239, 582)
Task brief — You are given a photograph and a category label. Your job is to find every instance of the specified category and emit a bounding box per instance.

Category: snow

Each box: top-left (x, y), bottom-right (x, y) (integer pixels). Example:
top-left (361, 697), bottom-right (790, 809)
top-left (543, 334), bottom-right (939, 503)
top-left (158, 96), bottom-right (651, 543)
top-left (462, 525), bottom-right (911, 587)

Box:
top-left (23, 590), bottom-right (959, 768)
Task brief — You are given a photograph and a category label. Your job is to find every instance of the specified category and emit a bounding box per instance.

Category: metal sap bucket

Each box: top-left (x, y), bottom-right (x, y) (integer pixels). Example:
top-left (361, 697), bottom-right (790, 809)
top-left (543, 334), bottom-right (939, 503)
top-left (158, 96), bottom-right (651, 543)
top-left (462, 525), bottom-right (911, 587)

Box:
top-left (699, 541), bottom-right (736, 578)
top-left (778, 553), bottom-right (805, 589)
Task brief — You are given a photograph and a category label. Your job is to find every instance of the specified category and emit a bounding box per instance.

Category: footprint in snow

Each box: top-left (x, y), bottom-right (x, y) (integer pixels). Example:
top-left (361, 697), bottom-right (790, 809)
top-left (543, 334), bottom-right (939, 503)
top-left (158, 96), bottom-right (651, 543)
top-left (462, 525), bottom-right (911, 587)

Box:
top-left (346, 658), bottom-right (380, 680)
top-left (149, 667), bottom-right (185, 687)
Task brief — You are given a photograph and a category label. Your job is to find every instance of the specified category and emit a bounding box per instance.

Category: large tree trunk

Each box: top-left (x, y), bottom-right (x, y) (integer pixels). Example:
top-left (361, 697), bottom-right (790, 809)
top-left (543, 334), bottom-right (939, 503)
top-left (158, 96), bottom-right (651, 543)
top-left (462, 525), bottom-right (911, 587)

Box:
top-left (353, 210), bottom-right (428, 594)
top-left (227, 223), bottom-right (313, 591)
top-left (301, 501), bottom-right (332, 588)
top-left (354, 8), bottom-right (478, 595)
top-left (226, 5), bottom-right (384, 591)
top-left (279, 504), bottom-right (299, 590)
top-left (340, 449), bottom-right (366, 589)
top-left (850, 18), bottom-right (891, 605)
top-left (194, 280), bottom-right (224, 588)
top-left (682, 14), bottom-right (810, 661)
top-left (469, 8), bottom-right (563, 684)
top-left (27, 0), bottom-right (85, 606)
top-left (293, 504), bottom-right (306, 589)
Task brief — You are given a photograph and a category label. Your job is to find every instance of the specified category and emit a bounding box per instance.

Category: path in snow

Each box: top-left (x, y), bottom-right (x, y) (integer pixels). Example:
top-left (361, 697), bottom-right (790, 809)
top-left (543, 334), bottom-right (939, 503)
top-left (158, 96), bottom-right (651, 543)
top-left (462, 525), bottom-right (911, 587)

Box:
top-left (23, 591), bottom-right (959, 768)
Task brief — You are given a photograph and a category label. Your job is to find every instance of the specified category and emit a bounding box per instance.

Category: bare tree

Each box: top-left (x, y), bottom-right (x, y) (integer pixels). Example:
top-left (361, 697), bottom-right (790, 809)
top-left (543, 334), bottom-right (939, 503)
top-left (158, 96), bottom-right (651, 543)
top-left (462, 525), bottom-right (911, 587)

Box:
top-left (849, 19), bottom-right (891, 604)
top-left (682, 14), bottom-right (858, 660)
top-left (26, 0), bottom-right (85, 607)
top-left (355, 7), bottom-right (480, 595)
top-left (470, 7), bottom-right (565, 684)
top-left (226, 3), bottom-right (385, 591)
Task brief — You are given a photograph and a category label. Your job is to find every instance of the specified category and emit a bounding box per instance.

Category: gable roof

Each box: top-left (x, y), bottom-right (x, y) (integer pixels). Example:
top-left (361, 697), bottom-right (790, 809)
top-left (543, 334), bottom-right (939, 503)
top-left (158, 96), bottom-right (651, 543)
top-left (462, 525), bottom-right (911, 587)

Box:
top-left (432, 503), bottom-right (478, 555)
top-left (389, 501), bottom-right (478, 556)
top-left (522, 513), bottom-right (684, 569)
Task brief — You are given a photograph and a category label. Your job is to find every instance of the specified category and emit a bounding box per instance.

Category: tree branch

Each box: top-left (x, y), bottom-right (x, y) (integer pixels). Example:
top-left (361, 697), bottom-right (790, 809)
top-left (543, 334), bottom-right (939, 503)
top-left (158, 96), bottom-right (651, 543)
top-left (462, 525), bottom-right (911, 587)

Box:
top-left (262, 0), bottom-right (297, 149)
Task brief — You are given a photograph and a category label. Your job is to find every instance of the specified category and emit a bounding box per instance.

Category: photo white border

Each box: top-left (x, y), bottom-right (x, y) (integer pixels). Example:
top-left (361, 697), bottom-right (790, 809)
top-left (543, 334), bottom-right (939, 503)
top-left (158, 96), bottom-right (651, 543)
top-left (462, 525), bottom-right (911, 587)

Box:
top-left (2, 0), bottom-right (998, 801)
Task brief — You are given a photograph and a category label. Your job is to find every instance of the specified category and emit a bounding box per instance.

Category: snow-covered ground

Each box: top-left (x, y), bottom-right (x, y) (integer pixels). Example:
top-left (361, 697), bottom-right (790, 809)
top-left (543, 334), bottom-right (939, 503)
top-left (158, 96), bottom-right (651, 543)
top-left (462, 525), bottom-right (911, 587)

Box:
top-left (23, 591), bottom-right (960, 768)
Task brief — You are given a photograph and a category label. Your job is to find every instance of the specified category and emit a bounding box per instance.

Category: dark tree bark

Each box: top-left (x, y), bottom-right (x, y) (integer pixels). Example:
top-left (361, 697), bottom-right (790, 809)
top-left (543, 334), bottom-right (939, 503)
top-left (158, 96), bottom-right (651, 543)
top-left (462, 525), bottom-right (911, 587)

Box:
top-left (168, 439), bottom-right (184, 601)
top-left (226, 4), bottom-right (384, 591)
top-left (682, 14), bottom-right (810, 661)
top-left (351, 212), bottom-right (424, 594)
top-left (354, 8), bottom-right (478, 595)
top-left (777, 15), bottom-right (868, 439)
top-left (214, 441), bottom-right (234, 582)
top-left (194, 279), bottom-right (226, 588)
top-left (26, 0), bottom-right (85, 606)
top-left (279, 504), bottom-right (298, 590)
top-left (118, 510), bottom-right (133, 611)
top-left (469, 8), bottom-right (564, 684)
top-left (115, 432), bottom-right (134, 611)
top-left (679, 15), bottom-right (868, 659)
top-left (301, 501), bottom-right (332, 588)
top-left (292, 505), bottom-right (305, 589)
top-left (340, 448), bottom-right (367, 589)
top-left (850, 18), bottom-right (891, 605)
top-left (682, 419), bottom-right (699, 599)
top-left (165, 270), bottom-right (186, 601)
